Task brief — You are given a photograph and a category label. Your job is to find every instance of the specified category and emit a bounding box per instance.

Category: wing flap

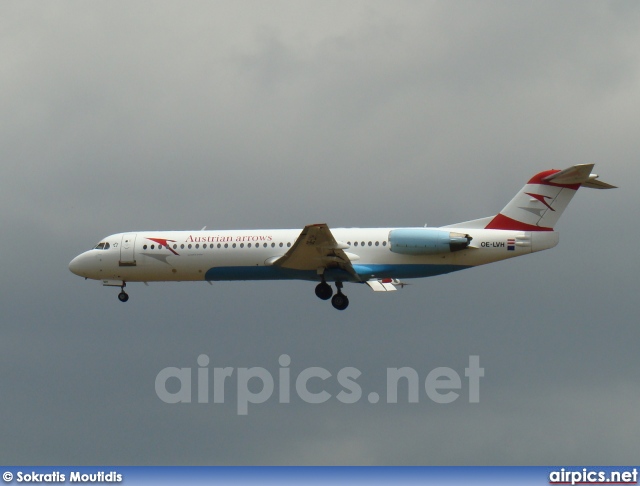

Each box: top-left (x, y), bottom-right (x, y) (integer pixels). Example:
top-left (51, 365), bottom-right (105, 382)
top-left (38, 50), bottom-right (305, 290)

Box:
top-left (366, 278), bottom-right (405, 292)
top-left (366, 280), bottom-right (389, 292)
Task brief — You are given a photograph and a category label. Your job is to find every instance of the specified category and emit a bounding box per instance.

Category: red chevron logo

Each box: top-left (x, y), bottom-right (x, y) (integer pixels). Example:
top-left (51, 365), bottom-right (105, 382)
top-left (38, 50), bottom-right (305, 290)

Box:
top-left (146, 237), bottom-right (179, 255)
top-left (525, 192), bottom-right (555, 211)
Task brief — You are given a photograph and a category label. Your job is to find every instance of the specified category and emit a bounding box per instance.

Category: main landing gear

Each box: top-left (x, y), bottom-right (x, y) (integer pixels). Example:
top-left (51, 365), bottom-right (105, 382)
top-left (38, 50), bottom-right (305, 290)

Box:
top-left (315, 281), bottom-right (333, 300)
top-left (315, 280), bottom-right (349, 310)
top-left (117, 283), bottom-right (129, 303)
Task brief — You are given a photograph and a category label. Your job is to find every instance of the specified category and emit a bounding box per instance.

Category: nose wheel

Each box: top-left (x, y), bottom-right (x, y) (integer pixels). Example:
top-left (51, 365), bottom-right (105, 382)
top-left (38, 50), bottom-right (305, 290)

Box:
top-left (117, 283), bottom-right (129, 302)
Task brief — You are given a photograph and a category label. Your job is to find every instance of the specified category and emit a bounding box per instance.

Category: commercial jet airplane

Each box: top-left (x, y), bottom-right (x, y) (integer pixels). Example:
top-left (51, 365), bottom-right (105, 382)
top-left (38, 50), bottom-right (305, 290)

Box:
top-left (69, 164), bottom-right (614, 310)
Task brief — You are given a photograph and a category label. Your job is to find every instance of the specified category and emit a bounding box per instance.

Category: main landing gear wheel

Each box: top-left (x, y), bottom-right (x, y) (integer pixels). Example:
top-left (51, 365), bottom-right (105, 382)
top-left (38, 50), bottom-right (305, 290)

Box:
top-left (331, 292), bottom-right (349, 311)
top-left (315, 281), bottom-right (333, 300)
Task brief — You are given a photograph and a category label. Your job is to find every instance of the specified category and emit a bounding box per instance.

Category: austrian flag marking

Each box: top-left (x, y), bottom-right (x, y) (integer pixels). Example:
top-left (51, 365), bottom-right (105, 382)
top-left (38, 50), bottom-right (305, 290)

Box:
top-left (507, 239), bottom-right (515, 251)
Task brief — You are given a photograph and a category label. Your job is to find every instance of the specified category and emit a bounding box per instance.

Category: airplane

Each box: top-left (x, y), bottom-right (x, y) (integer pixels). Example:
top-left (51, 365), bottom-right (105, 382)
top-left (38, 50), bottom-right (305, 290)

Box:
top-left (69, 163), bottom-right (615, 310)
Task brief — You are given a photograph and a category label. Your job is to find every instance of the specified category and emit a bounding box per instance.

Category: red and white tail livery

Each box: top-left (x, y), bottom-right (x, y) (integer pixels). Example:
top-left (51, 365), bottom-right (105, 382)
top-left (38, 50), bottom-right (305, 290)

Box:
top-left (486, 164), bottom-right (614, 231)
top-left (69, 164), bottom-right (615, 310)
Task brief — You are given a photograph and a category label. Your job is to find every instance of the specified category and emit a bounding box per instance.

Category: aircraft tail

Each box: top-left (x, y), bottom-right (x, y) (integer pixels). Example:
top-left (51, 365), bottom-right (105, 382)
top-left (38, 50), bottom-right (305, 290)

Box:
top-left (484, 164), bottom-right (616, 231)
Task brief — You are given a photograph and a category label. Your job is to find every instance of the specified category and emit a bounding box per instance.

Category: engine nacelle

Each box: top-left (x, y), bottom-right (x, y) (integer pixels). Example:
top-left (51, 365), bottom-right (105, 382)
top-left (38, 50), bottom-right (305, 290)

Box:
top-left (388, 228), bottom-right (472, 255)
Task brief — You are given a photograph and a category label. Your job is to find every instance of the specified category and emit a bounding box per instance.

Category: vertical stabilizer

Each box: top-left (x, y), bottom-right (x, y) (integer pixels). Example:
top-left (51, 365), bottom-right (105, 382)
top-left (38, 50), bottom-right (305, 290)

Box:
top-left (485, 164), bottom-right (614, 231)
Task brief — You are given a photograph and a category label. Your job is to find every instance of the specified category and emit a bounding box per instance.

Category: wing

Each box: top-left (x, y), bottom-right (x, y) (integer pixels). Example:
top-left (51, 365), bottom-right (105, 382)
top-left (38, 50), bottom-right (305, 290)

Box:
top-left (274, 223), bottom-right (361, 281)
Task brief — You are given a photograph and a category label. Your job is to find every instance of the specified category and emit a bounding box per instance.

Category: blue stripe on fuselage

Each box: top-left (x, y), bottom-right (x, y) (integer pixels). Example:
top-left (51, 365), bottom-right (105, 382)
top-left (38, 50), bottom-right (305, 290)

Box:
top-left (204, 264), bottom-right (471, 282)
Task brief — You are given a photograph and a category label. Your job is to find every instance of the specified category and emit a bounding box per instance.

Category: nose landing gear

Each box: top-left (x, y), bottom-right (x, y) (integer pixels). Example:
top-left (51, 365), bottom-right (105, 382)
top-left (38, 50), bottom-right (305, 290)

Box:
top-left (117, 283), bottom-right (129, 302)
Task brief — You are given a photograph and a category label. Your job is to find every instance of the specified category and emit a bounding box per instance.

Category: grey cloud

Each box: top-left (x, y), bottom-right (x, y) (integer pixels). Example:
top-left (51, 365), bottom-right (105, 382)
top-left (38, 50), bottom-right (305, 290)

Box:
top-left (1, 0), bottom-right (639, 465)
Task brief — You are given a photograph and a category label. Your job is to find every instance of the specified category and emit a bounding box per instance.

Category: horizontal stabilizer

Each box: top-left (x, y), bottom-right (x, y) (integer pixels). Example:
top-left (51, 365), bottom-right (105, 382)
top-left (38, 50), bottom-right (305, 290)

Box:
top-left (543, 163), bottom-right (617, 189)
top-left (581, 177), bottom-right (617, 189)
top-left (542, 163), bottom-right (594, 185)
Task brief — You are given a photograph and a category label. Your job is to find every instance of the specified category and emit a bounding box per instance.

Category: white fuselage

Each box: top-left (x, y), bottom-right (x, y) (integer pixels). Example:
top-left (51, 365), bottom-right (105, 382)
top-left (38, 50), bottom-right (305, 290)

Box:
top-left (68, 227), bottom-right (559, 284)
top-left (67, 164), bottom-right (613, 309)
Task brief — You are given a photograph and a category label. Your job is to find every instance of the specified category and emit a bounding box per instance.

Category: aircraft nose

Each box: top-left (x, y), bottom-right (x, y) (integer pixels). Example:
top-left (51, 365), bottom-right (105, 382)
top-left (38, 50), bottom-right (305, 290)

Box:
top-left (69, 253), bottom-right (90, 277)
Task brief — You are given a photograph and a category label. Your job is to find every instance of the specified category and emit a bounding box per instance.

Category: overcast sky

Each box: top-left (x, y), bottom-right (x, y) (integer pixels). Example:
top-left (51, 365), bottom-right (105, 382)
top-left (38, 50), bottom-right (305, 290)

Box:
top-left (1, 1), bottom-right (639, 465)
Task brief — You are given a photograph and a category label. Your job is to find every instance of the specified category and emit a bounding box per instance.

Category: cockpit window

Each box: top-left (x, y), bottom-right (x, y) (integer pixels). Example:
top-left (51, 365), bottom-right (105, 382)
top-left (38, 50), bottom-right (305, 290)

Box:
top-left (93, 242), bottom-right (110, 250)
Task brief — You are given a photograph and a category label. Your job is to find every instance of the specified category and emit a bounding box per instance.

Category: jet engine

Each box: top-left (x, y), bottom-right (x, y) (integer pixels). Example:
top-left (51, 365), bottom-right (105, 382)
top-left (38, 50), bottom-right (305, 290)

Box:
top-left (388, 228), bottom-right (472, 255)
